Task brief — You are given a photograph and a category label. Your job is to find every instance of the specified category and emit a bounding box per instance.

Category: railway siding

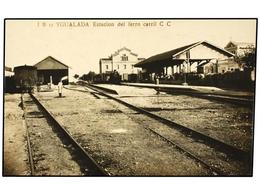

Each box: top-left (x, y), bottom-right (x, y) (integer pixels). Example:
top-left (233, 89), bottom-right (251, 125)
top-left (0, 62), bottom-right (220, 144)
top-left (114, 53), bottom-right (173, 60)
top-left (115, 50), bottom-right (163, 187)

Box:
top-left (93, 84), bottom-right (253, 152)
top-left (73, 85), bottom-right (251, 175)
top-left (22, 94), bottom-right (84, 176)
top-left (106, 97), bottom-right (251, 175)
top-left (34, 89), bottom-right (212, 176)
top-left (120, 94), bottom-right (253, 152)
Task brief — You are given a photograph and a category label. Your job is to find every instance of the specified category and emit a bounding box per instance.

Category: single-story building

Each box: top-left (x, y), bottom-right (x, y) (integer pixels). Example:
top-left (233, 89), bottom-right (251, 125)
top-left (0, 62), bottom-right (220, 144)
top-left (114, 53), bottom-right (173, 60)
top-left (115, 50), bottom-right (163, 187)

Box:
top-left (34, 56), bottom-right (69, 85)
top-left (134, 41), bottom-right (238, 80)
top-left (224, 41), bottom-right (255, 57)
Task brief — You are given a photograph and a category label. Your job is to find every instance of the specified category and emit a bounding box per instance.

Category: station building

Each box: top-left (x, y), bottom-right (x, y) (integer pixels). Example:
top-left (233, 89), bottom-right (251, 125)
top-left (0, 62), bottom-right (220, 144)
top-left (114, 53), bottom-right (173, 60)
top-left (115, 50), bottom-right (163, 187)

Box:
top-left (135, 41), bottom-right (237, 79)
top-left (224, 41), bottom-right (255, 57)
top-left (99, 47), bottom-right (145, 81)
top-left (34, 56), bottom-right (69, 85)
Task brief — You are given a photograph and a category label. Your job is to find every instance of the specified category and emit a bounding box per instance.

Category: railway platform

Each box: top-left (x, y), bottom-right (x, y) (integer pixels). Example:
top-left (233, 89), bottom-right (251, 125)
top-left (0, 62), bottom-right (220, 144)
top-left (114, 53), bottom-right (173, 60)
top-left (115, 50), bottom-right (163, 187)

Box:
top-left (121, 82), bottom-right (254, 98)
top-left (91, 83), bottom-right (254, 107)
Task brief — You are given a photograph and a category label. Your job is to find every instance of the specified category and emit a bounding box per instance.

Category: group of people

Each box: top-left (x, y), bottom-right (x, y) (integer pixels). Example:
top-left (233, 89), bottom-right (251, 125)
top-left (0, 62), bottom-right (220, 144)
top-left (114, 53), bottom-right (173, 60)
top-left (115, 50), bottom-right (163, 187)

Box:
top-left (35, 79), bottom-right (64, 97)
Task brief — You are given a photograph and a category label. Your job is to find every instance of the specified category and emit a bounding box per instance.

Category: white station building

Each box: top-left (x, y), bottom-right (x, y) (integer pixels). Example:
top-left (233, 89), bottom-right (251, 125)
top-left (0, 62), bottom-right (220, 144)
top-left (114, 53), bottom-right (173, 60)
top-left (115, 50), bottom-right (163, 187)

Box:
top-left (99, 47), bottom-right (145, 80)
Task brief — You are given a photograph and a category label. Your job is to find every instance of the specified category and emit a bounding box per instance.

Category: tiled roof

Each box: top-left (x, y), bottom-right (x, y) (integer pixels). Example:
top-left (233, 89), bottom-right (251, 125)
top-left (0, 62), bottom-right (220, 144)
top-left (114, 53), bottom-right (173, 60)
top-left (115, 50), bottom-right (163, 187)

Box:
top-left (34, 56), bottom-right (69, 70)
top-left (135, 41), bottom-right (234, 68)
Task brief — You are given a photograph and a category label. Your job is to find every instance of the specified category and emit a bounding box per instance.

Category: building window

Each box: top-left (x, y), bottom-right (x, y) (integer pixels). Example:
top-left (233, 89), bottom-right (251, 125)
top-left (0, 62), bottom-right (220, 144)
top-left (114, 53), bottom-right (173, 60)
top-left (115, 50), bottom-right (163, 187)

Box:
top-left (117, 65), bottom-right (120, 69)
top-left (106, 65), bottom-right (109, 69)
top-left (121, 54), bottom-right (128, 61)
top-left (124, 64), bottom-right (127, 69)
top-left (132, 64), bottom-right (134, 69)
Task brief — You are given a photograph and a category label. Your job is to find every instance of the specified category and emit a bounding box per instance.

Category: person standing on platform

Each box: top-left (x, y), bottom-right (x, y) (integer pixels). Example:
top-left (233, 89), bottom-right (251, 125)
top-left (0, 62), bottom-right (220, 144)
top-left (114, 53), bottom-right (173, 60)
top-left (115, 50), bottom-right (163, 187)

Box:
top-left (58, 80), bottom-right (63, 97)
top-left (155, 74), bottom-right (160, 95)
top-left (155, 75), bottom-right (160, 85)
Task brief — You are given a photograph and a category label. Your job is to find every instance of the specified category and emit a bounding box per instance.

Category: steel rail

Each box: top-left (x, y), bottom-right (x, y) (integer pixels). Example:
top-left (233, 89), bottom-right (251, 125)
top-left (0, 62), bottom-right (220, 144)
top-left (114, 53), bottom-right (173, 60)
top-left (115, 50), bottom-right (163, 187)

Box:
top-left (66, 86), bottom-right (225, 175)
top-left (160, 89), bottom-right (253, 107)
top-left (85, 84), bottom-right (251, 163)
top-left (29, 93), bottom-right (109, 176)
top-left (63, 86), bottom-right (101, 99)
top-left (21, 94), bottom-right (35, 175)
top-left (135, 123), bottom-right (225, 175)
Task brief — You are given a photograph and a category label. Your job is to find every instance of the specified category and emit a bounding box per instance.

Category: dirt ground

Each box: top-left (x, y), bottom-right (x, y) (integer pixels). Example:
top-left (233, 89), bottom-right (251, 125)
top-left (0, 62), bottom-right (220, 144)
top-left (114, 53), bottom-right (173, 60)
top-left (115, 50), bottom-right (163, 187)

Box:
top-left (3, 84), bottom-right (253, 176)
top-left (3, 93), bottom-right (30, 176)
top-left (95, 84), bottom-right (253, 152)
top-left (23, 94), bottom-right (84, 176)
top-left (121, 94), bottom-right (253, 151)
top-left (105, 96), bottom-right (251, 175)
top-left (35, 88), bottom-right (212, 176)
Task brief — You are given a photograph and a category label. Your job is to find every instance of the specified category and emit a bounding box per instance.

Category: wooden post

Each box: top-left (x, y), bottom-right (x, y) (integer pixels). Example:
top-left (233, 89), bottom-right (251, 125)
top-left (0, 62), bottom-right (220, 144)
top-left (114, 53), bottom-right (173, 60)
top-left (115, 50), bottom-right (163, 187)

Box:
top-left (183, 51), bottom-right (190, 86)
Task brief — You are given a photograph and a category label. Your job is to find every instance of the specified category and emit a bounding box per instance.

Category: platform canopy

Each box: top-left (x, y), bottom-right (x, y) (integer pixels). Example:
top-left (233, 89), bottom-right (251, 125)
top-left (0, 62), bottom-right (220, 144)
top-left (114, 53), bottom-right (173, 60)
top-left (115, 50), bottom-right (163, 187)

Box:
top-left (134, 41), bottom-right (234, 70)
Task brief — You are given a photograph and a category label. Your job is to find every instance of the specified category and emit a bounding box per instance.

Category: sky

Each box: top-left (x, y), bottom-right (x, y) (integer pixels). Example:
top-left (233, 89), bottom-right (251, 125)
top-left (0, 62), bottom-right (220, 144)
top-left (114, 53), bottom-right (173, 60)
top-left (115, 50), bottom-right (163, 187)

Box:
top-left (5, 19), bottom-right (257, 78)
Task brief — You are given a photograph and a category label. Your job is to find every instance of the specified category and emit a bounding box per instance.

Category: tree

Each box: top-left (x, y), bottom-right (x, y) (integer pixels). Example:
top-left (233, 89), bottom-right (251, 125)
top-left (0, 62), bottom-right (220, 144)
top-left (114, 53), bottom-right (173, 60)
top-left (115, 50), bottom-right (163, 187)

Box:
top-left (79, 74), bottom-right (88, 81)
top-left (88, 71), bottom-right (96, 82)
top-left (241, 49), bottom-right (256, 70)
top-left (74, 74), bottom-right (79, 79)
top-left (109, 70), bottom-right (121, 84)
top-left (79, 71), bottom-right (96, 82)
top-left (235, 48), bottom-right (256, 70)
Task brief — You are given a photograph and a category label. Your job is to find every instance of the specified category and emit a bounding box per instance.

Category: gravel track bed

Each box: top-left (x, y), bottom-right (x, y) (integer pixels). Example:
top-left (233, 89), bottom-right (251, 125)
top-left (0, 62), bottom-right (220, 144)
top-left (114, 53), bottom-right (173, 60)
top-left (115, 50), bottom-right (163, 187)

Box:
top-left (35, 88), bottom-right (212, 176)
top-left (23, 94), bottom-right (84, 176)
top-left (117, 94), bottom-right (253, 152)
top-left (104, 97), bottom-right (251, 175)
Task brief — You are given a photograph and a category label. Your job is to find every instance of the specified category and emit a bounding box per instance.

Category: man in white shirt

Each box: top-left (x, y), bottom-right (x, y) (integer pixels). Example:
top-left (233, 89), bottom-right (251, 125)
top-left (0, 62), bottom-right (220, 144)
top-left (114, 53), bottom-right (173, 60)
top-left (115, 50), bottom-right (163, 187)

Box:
top-left (58, 81), bottom-right (63, 97)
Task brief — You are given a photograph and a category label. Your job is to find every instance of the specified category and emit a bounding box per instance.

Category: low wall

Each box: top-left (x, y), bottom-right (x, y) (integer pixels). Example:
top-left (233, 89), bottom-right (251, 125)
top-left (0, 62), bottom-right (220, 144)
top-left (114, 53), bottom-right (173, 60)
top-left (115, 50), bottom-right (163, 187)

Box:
top-left (138, 71), bottom-right (255, 91)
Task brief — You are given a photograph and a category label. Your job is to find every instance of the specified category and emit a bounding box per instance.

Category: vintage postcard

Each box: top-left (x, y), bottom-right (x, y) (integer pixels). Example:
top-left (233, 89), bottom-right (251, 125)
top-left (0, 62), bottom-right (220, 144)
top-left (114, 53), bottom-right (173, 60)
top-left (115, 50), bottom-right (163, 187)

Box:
top-left (3, 19), bottom-right (257, 176)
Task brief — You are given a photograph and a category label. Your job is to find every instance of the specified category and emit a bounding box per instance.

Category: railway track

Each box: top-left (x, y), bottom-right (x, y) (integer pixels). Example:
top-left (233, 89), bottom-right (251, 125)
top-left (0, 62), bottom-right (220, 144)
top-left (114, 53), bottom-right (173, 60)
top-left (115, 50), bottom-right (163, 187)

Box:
top-left (22, 93), bottom-right (109, 176)
top-left (74, 83), bottom-right (253, 109)
top-left (21, 94), bottom-right (35, 175)
top-left (120, 83), bottom-right (253, 107)
top-left (157, 88), bottom-right (254, 108)
top-left (86, 84), bottom-right (250, 159)
top-left (66, 84), bottom-right (252, 175)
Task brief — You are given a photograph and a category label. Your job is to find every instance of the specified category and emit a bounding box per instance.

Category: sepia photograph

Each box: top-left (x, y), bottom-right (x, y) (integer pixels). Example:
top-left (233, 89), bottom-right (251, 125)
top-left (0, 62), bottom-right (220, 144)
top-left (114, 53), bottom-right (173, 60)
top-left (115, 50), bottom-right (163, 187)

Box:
top-left (3, 19), bottom-right (257, 176)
